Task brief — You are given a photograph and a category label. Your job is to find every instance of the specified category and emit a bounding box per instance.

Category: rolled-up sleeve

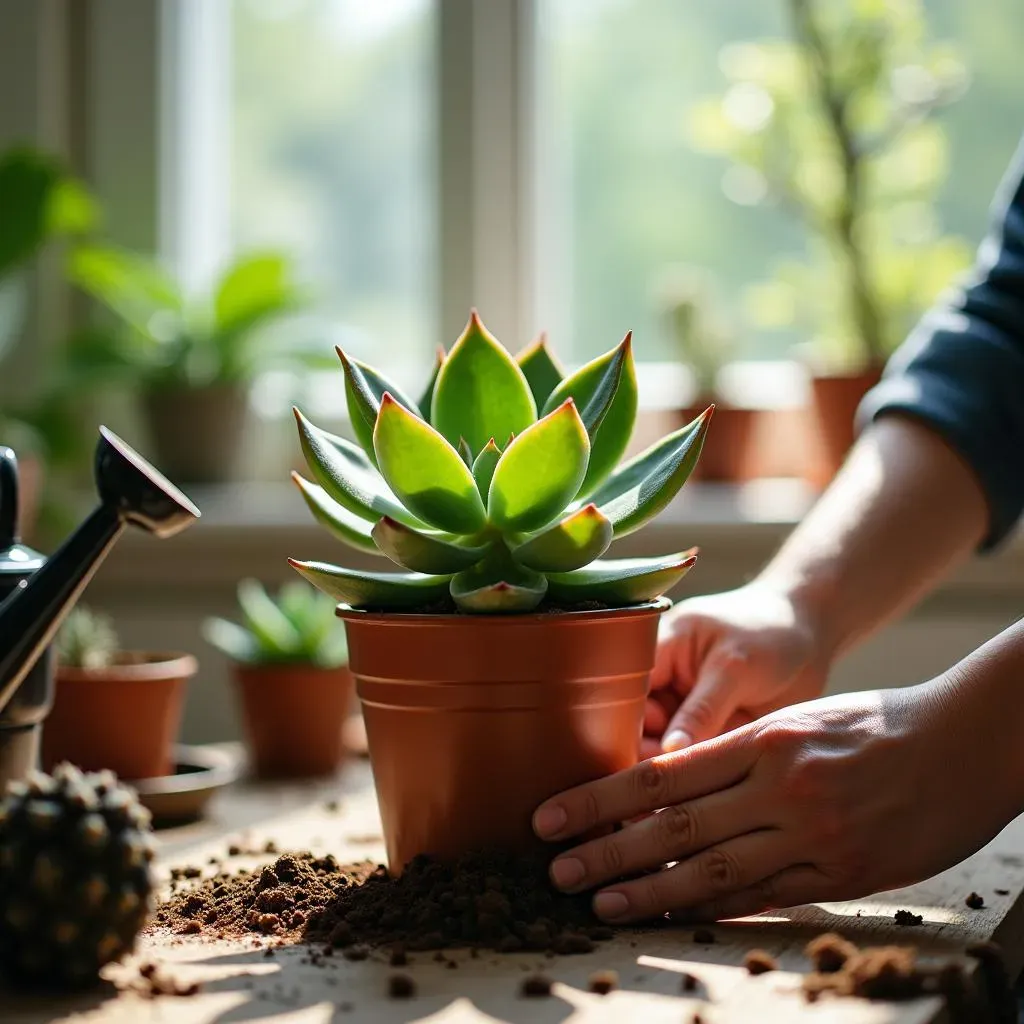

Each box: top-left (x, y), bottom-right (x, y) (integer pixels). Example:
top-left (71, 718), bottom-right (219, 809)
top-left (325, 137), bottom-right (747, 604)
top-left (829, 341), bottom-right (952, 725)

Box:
top-left (858, 136), bottom-right (1024, 552)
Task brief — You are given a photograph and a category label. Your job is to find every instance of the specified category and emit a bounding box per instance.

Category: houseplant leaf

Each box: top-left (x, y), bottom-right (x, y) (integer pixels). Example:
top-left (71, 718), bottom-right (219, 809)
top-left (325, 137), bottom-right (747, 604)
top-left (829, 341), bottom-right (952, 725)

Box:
top-left (450, 549), bottom-right (548, 613)
top-left (202, 617), bottom-right (260, 664)
top-left (488, 399), bottom-right (589, 533)
top-left (374, 395), bottom-right (487, 533)
top-left (545, 551), bottom-right (699, 605)
top-left (471, 438), bottom-right (501, 499)
top-left (372, 516), bottom-right (489, 574)
top-left (431, 310), bottom-right (536, 457)
top-left (290, 471), bottom-right (379, 553)
top-left (516, 332), bottom-right (564, 407)
top-left (214, 252), bottom-right (300, 340)
top-left (418, 345), bottom-right (446, 423)
top-left (543, 333), bottom-right (637, 497)
top-left (338, 348), bottom-right (423, 464)
top-left (289, 559), bottom-right (453, 610)
top-left (511, 504), bottom-right (613, 572)
top-left (237, 579), bottom-right (302, 657)
top-left (591, 406), bottom-right (713, 537)
top-left (294, 407), bottom-right (422, 527)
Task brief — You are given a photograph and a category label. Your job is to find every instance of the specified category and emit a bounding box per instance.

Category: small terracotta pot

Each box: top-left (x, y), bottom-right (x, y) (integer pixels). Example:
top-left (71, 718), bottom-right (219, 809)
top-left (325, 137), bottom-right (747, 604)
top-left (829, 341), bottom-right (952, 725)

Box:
top-left (143, 383), bottom-right (249, 485)
top-left (42, 653), bottom-right (196, 781)
top-left (232, 663), bottom-right (354, 779)
top-left (677, 402), bottom-right (757, 482)
top-left (807, 367), bottom-right (884, 489)
top-left (341, 601), bottom-right (667, 872)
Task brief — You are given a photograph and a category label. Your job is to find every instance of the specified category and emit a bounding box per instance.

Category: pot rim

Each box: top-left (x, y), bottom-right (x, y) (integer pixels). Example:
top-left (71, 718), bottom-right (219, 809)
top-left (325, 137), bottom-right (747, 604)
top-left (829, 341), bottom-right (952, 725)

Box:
top-left (56, 652), bottom-right (198, 684)
top-left (336, 596), bottom-right (672, 625)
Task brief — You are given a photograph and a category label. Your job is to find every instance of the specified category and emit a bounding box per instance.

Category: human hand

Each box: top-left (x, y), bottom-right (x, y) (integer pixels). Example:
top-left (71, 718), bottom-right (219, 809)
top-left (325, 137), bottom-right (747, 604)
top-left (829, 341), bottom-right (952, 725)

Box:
top-left (643, 582), bottom-right (829, 757)
top-left (537, 680), bottom-right (1016, 923)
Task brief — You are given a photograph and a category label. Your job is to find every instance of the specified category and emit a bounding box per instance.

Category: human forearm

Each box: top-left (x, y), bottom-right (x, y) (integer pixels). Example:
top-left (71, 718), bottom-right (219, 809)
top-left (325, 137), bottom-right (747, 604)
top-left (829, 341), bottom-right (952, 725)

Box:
top-left (758, 414), bottom-right (988, 660)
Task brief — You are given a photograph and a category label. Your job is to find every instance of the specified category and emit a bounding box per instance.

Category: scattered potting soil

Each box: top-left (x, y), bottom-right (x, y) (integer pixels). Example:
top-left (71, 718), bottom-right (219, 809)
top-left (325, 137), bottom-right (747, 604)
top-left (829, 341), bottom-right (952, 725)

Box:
top-left (995, 888), bottom-right (1010, 895)
top-left (965, 891), bottom-right (985, 910)
top-left (588, 969), bottom-right (618, 994)
top-left (692, 928), bottom-right (715, 944)
top-left (680, 971), bottom-right (700, 993)
top-left (893, 909), bottom-right (923, 926)
top-left (127, 963), bottom-right (202, 999)
top-left (743, 950), bottom-right (777, 975)
top-left (520, 974), bottom-right (554, 997)
top-left (806, 932), bottom-right (857, 974)
top-left (152, 848), bottom-right (617, 956)
top-left (387, 973), bottom-right (416, 999)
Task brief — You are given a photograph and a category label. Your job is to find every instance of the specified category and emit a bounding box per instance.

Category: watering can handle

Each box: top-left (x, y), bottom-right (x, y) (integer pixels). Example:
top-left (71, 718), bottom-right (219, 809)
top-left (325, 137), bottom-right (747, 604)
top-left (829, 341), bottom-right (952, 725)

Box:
top-left (0, 448), bottom-right (18, 548)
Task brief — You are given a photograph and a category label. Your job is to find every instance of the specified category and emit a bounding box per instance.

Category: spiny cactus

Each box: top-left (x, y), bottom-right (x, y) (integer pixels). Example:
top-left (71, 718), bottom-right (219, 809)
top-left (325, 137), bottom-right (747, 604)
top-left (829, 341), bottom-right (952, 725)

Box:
top-left (57, 607), bottom-right (120, 670)
top-left (289, 310), bottom-right (712, 613)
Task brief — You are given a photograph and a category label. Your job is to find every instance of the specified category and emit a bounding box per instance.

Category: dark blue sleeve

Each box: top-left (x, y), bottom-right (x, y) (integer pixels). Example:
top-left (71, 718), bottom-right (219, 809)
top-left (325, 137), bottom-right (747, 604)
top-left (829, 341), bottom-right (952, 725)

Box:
top-left (857, 136), bottom-right (1024, 552)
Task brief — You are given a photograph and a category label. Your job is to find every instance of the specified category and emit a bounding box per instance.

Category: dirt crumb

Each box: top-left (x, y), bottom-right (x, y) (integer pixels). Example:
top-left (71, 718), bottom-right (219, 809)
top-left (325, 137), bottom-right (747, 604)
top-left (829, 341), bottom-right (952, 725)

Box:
top-left (893, 909), bottom-right (923, 926)
top-left (965, 891), bottom-right (985, 910)
top-left (744, 950), bottom-right (777, 975)
top-left (521, 974), bottom-right (553, 997)
top-left (680, 971), bottom-right (699, 993)
top-left (388, 974), bottom-right (416, 999)
top-left (692, 928), bottom-right (715, 944)
top-left (806, 932), bottom-right (858, 973)
top-left (588, 969), bottom-right (618, 994)
top-left (995, 888), bottom-right (1010, 896)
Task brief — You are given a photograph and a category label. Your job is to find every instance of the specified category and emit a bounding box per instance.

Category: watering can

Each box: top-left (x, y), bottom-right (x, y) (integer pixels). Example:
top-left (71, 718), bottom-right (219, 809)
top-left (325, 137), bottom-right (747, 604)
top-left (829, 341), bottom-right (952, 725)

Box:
top-left (0, 427), bottom-right (200, 791)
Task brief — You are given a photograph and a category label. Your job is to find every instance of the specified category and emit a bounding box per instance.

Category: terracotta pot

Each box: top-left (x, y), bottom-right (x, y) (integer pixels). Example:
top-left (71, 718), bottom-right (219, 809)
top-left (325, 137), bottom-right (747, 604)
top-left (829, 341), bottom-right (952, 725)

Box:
top-left (142, 383), bottom-right (249, 486)
top-left (42, 653), bottom-right (196, 781)
top-left (807, 367), bottom-right (884, 489)
top-left (341, 600), bottom-right (667, 872)
top-left (232, 663), bottom-right (354, 779)
top-left (677, 402), bottom-right (758, 482)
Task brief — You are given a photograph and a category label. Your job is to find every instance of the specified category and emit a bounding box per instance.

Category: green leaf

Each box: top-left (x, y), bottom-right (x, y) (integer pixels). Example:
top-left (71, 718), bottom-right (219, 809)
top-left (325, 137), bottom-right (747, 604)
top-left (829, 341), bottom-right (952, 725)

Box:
top-left (289, 558), bottom-right (452, 610)
top-left (511, 504), bottom-right (613, 572)
top-left (294, 407), bottom-right (423, 527)
top-left (431, 310), bottom-right (537, 455)
top-left (372, 516), bottom-right (489, 573)
top-left (237, 579), bottom-right (302, 656)
top-left (290, 471), bottom-right (380, 553)
top-left (214, 252), bottom-right (300, 339)
top-left (458, 437), bottom-right (474, 467)
top-left (543, 333), bottom-right (638, 497)
top-left (0, 149), bottom-right (61, 277)
top-left (276, 581), bottom-right (338, 659)
top-left (591, 407), bottom-right (713, 537)
top-left (471, 438), bottom-right (501, 500)
top-left (418, 345), bottom-right (446, 423)
top-left (374, 394), bottom-right (487, 533)
top-left (202, 617), bottom-right (260, 663)
top-left (47, 176), bottom-right (99, 236)
top-left (516, 332), bottom-right (564, 407)
top-left (450, 549), bottom-right (548, 613)
top-left (488, 399), bottom-right (589, 533)
top-left (546, 551), bottom-right (698, 605)
top-left (338, 348), bottom-right (422, 464)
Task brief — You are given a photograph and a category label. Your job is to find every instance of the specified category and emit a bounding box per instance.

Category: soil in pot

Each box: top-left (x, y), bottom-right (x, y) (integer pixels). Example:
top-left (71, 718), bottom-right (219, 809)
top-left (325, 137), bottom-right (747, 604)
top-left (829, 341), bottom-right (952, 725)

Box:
top-left (143, 383), bottom-right (249, 486)
top-left (42, 652), bottom-right (197, 780)
top-left (807, 367), bottom-right (883, 489)
top-left (232, 663), bottom-right (354, 779)
top-left (677, 402), bottom-right (757, 482)
top-left (341, 601), bottom-right (665, 872)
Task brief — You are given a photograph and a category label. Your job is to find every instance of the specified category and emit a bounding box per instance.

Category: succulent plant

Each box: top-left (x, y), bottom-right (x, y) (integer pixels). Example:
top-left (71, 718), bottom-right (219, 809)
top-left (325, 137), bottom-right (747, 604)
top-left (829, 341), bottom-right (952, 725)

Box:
top-left (203, 579), bottom-right (348, 667)
top-left (57, 606), bottom-right (120, 670)
top-left (288, 311), bottom-right (712, 614)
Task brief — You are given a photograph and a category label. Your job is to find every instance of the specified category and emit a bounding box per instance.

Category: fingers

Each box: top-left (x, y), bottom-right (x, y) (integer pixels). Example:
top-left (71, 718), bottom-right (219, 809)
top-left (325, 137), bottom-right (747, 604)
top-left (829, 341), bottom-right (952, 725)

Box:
top-left (649, 613), bottom-right (695, 690)
top-left (662, 664), bottom-right (739, 752)
top-left (675, 865), bottom-right (837, 922)
top-left (533, 733), bottom-right (757, 842)
top-left (588, 828), bottom-right (793, 923)
top-left (639, 736), bottom-right (662, 761)
top-left (549, 783), bottom-right (767, 893)
top-left (644, 697), bottom-right (670, 736)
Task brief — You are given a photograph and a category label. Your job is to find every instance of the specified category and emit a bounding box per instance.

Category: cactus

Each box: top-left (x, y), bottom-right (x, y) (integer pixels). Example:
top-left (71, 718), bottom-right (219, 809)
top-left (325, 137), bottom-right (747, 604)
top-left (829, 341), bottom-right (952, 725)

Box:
top-left (56, 607), bottom-right (120, 670)
top-left (203, 579), bottom-right (348, 667)
top-left (289, 310), bottom-right (712, 614)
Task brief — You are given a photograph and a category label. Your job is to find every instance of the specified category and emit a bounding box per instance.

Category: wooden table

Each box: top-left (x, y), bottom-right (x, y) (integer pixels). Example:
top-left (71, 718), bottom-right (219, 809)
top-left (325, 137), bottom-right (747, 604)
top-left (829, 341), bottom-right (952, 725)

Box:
top-left (8, 751), bottom-right (1024, 1024)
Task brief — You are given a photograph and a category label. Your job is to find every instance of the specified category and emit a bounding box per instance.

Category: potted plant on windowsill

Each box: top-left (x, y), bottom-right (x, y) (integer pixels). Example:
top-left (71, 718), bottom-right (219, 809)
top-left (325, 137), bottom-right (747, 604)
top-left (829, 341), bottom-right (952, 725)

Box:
top-left (689, 0), bottom-right (972, 488)
top-left (203, 579), bottom-right (352, 779)
top-left (287, 310), bottom-right (711, 870)
top-left (43, 607), bottom-right (197, 781)
top-left (65, 245), bottom-right (330, 485)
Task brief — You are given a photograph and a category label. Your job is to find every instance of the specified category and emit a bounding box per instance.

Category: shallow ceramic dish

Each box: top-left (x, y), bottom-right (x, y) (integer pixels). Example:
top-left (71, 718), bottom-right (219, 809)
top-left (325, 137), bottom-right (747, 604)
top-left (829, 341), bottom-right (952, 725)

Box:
top-left (129, 744), bottom-right (240, 827)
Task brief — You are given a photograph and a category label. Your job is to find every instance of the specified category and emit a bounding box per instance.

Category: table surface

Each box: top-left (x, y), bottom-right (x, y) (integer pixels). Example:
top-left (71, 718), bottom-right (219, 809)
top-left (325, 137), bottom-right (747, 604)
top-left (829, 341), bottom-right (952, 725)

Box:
top-left (8, 749), bottom-right (1024, 1024)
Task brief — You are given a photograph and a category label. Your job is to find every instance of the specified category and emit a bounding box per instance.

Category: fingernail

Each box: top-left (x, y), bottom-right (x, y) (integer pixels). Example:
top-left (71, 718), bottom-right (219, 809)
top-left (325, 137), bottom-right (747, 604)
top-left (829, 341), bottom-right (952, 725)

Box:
top-left (533, 804), bottom-right (568, 839)
top-left (550, 857), bottom-right (585, 891)
top-left (593, 891), bottom-right (629, 921)
top-left (663, 729), bottom-right (691, 752)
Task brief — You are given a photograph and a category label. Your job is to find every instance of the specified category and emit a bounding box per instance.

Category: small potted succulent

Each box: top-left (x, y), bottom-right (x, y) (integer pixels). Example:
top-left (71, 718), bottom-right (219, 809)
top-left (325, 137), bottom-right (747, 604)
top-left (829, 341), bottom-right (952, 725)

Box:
top-left (657, 264), bottom-right (755, 482)
top-left (203, 579), bottom-right (352, 779)
top-left (44, 607), bottom-right (197, 781)
top-left (288, 310), bottom-right (711, 870)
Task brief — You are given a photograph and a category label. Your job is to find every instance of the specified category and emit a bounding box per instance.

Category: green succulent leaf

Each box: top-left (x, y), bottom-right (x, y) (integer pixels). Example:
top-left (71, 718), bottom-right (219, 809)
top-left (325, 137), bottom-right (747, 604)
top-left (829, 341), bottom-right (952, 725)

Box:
top-left (237, 579), bottom-right (302, 656)
top-left (290, 471), bottom-right (380, 553)
top-left (289, 558), bottom-right (452, 610)
top-left (457, 437), bottom-right (474, 467)
top-left (543, 333), bottom-right (637, 497)
top-left (431, 310), bottom-right (537, 456)
top-left (511, 504), bottom-right (613, 572)
top-left (372, 516), bottom-right (489, 573)
top-left (545, 550), bottom-right (698, 605)
top-left (276, 580), bottom-right (339, 658)
top-left (471, 438), bottom-right (501, 500)
top-left (450, 549), bottom-right (548, 613)
top-left (418, 345), bottom-right (445, 423)
top-left (516, 333), bottom-right (564, 408)
top-left (374, 394), bottom-right (487, 533)
top-left (294, 407), bottom-right (422, 527)
top-left (338, 348), bottom-right (423, 464)
top-left (488, 399), bottom-right (590, 533)
top-left (214, 252), bottom-right (300, 341)
top-left (202, 617), bottom-right (260, 663)
top-left (591, 406), bottom-right (713, 537)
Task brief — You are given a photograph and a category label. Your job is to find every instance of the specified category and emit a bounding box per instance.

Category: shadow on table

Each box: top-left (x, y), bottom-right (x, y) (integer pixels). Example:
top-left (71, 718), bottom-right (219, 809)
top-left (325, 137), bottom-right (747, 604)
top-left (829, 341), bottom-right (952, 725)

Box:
top-left (3, 979), bottom-right (120, 1023)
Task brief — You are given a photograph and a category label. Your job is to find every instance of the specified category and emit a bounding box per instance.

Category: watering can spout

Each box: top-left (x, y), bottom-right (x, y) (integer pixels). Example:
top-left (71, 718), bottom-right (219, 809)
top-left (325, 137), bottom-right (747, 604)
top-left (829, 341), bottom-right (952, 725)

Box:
top-left (0, 427), bottom-right (200, 717)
